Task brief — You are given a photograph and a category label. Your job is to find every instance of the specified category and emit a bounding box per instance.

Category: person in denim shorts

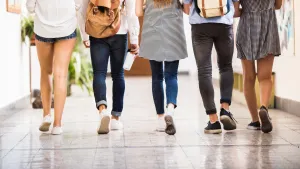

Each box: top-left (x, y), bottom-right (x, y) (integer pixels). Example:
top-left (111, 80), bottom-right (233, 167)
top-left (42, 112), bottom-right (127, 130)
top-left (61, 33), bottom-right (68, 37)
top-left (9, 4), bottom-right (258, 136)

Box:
top-left (26, 0), bottom-right (80, 135)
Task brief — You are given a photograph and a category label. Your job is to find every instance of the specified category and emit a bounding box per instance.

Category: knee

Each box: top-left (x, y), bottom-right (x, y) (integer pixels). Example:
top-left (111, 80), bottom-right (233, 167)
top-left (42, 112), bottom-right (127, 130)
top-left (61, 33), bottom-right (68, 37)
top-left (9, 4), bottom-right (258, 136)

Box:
top-left (41, 67), bottom-right (53, 76)
top-left (243, 73), bottom-right (256, 84)
top-left (257, 72), bottom-right (272, 82)
top-left (152, 72), bottom-right (164, 83)
top-left (53, 67), bottom-right (68, 79)
top-left (218, 63), bottom-right (233, 73)
top-left (164, 71), bottom-right (177, 81)
top-left (197, 66), bottom-right (212, 78)
top-left (111, 71), bottom-right (124, 81)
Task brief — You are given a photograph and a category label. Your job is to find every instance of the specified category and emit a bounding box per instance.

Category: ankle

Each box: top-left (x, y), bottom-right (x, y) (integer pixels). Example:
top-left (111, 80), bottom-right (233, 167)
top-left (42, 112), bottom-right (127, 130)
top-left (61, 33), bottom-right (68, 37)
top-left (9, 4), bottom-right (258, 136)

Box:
top-left (158, 114), bottom-right (164, 118)
top-left (221, 103), bottom-right (230, 111)
top-left (43, 113), bottom-right (51, 117)
top-left (53, 122), bottom-right (61, 127)
top-left (111, 115), bottom-right (119, 120)
top-left (167, 103), bottom-right (175, 113)
top-left (260, 105), bottom-right (268, 112)
top-left (209, 114), bottom-right (218, 123)
top-left (98, 105), bottom-right (106, 113)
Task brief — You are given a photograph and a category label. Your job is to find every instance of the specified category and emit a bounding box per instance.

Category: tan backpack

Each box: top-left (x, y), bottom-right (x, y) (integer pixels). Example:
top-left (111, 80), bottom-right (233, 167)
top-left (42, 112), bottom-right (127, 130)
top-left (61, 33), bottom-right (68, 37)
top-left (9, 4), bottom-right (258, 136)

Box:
top-left (85, 0), bottom-right (124, 38)
top-left (194, 0), bottom-right (230, 18)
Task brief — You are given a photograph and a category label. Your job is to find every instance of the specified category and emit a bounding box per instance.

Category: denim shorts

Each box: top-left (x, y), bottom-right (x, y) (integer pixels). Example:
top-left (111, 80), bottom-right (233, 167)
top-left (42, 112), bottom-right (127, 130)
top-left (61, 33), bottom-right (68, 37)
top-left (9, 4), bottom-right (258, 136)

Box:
top-left (35, 30), bottom-right (77, 43)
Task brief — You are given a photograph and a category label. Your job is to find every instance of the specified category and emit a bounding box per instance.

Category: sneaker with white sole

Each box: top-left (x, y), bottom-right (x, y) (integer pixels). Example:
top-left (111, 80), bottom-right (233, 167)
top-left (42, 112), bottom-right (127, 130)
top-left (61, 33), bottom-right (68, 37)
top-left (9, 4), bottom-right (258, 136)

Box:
top-left (39, 114), bottom-right (52, 132)
top-left (97, 109), bottom-right (111, 134)
top-left (51, 127), bottom-right (63, 135)
top-left (110, 119), bottom-right (123, 130)
top-left (156, 115), bottom-right (165, 132)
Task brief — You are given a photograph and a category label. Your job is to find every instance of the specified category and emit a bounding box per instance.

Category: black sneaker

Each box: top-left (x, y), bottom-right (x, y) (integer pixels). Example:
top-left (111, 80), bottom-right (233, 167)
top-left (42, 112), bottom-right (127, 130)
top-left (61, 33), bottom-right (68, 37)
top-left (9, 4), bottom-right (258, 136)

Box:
top-left (259, 106), bottom-right (273, 133)
top-left (204, 121), bottom-right (222, 134)
top-left (247, 121), bottom-right (261, 130)
top-left (220, 108), bottom-right (237, 130)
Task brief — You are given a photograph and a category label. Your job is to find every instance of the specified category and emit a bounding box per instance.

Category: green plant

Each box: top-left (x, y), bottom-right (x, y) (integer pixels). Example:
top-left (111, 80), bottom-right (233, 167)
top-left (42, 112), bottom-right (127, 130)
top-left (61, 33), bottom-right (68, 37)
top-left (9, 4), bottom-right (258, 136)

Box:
top-left (68, 29), bottom-right (93, 96)
top-left (21, 16), bottom-right (34, 42)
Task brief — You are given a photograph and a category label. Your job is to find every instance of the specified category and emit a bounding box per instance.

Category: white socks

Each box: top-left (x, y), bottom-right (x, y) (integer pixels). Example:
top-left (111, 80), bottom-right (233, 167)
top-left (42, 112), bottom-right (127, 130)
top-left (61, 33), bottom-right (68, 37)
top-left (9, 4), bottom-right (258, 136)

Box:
top-left (166, 104), bottom-right (175, 116)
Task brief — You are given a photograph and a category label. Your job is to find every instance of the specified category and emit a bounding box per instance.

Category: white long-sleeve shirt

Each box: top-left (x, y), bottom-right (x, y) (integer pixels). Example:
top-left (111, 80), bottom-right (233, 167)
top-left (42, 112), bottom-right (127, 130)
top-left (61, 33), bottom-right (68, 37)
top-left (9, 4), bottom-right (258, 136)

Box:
top-left (26, 0), bottom-right (140, 44)
top-left (77, 0), bottom-right (140, 44)
top-left (26, 0), bottom-right (79, 38)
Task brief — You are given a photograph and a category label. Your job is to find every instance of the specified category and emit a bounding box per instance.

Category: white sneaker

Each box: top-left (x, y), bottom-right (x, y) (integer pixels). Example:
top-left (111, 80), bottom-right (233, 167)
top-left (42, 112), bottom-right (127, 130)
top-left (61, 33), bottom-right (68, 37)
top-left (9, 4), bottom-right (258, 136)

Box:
top-left (51, 127), bottom-right (63, 135)
top-left (110, 119), bottom-right (123, 130)
top-left (97, 109), bottom-right (111, 134)
top-left (39, 114), bottom-right (52, 132)
top-left (156, 115), bottom-right (165, 132)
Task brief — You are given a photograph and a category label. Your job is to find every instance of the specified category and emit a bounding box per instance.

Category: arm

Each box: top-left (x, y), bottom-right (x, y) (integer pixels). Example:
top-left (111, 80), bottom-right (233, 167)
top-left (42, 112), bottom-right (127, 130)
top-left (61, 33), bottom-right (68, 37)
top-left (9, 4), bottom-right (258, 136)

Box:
top-left (127, 0), bottom-right (141, 54)
top-left (26, 0), bottom-right (36, 13)
top-left (135, 0), bottom-right (144, 17)
top-left (233, 1), bottom-right (241, 18)
top-left (75, 0), bottom-right (90, 47)
top-left (275, 0), bottom-right (283, 10)
top-left (183, 0), bottom-right (192, 15)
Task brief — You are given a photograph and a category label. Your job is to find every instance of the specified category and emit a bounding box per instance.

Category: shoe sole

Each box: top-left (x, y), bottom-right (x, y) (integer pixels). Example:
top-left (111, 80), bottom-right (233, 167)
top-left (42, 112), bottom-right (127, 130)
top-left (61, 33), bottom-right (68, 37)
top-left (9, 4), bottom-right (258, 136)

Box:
top-left (51, 132), bottom-right (62, 135)
top-left (165, 115), bottom-right (176, 135)
top-left (97, 116), bottom-right (110, 134)
top-left (39, 122), bottom-right (51, 132)
top-left (156, 128), bottom-right (165, 132)
top-left (220, 115), bottom-right (237, 130)
top-left (247, 126), bottom-right (261, 130)
top-left (204, 129), bottom-right (222, 134)
top-left (259, 110), bottom-right (273, 133)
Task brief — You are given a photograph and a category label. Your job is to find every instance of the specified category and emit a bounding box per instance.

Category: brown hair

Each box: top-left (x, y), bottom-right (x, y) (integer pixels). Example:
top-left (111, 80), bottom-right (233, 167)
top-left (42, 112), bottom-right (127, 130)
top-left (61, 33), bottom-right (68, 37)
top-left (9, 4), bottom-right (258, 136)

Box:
top-left (153, 0), bottom-right (173, 8)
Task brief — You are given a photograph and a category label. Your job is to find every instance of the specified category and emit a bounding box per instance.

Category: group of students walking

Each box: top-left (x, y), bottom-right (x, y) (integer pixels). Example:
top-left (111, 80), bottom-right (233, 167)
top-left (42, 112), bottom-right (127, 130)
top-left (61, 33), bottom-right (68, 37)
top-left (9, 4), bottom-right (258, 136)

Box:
top-left (26, 0), bottom-right (282, 135)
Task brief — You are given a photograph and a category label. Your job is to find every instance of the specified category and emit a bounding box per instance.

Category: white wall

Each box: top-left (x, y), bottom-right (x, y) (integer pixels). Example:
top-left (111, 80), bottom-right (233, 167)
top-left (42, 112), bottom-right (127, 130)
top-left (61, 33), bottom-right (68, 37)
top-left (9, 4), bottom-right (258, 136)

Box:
top-left (0, 2), bottom-right (30, 108)
top-left (273, 0), bottom-right (300, 102)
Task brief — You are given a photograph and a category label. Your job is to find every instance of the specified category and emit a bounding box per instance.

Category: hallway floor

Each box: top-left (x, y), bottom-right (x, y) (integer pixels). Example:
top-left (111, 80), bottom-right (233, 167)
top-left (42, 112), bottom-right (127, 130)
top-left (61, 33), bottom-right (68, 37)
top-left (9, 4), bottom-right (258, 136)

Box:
top-left (1, 76), bottom-right (300, 169)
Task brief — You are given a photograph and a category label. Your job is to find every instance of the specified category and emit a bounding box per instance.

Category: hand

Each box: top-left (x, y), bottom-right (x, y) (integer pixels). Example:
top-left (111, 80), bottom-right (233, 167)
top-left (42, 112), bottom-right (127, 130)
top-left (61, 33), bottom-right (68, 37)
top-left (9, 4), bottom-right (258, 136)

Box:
top-left (130, 44), bottom-right (139, 55)
top-left (83, 40), bottom-right (90, 48)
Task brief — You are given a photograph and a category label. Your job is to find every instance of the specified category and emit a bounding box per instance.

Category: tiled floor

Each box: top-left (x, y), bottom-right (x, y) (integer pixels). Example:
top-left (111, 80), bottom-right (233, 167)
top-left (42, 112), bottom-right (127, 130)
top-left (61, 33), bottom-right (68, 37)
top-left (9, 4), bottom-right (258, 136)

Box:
top-left (1, 76), bottom-right (300, 169)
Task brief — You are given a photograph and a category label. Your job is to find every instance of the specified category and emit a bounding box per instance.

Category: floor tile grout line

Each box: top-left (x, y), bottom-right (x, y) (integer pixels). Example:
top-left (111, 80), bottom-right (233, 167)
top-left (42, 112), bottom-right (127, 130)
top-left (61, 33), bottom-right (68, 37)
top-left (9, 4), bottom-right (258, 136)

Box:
top-left (26, 148), bottom-right (42, 168)
top-left (122, 130), bottom-right (128, 169)
top-left (2, 132), bottom-right (29, 159)
top-left (175, 135), bottom-right (196, 169)
top-left (3, 143), bottom-right (300, 152)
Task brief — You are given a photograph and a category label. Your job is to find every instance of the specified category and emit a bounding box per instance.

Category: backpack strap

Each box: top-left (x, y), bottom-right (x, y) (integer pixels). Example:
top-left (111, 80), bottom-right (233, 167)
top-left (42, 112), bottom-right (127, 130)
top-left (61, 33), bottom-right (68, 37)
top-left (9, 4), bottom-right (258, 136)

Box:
top-left (219, 0), bottom-right (224, 16)
top-left (201, 0), bottom-right (206, 18)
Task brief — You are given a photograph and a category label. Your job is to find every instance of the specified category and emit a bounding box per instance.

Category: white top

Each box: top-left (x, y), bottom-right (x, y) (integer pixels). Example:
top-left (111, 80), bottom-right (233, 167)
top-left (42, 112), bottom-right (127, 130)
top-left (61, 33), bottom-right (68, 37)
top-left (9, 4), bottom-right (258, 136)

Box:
top-left (26, 0), bottom-right (140, 44)
top-left (77, 0), bottom-right (140, 44)
top-left (26, 0), bottom-right (79, 38)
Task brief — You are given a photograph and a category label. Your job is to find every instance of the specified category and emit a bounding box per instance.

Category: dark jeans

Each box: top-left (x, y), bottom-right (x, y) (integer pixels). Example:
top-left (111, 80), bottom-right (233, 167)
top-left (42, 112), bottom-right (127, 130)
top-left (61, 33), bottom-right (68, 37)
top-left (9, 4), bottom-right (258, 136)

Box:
top-left (150, 60), bottom-right (179, 115)
top-left (191, 23), bottom-right (234, 115)
top-left (90, 34), bottom-right (128, 117)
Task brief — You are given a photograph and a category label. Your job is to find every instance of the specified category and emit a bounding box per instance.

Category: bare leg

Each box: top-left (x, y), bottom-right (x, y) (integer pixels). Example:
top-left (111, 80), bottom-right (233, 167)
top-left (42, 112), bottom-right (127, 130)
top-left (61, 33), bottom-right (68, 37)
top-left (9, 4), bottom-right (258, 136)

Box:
top-left (241, 59), bottom-right (259, 122)
top-left (257, 55), bottom-right (274, 107)
top-left (52, 38), bottom-right (76, 127)
top-left (35, 40), bottom-right (54, 117)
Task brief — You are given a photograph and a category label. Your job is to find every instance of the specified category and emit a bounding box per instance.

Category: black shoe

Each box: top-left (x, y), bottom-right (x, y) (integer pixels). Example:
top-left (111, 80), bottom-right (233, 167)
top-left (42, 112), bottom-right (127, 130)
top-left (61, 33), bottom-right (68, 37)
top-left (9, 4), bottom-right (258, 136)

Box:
top-left (204, 121), bottom-right (222, 134)
top-left (247, 121), bottom-right (261, 130)
top-left (259, 106), bottom-right (273, 133)
top-left (220, 108), bottom-right (237, 130)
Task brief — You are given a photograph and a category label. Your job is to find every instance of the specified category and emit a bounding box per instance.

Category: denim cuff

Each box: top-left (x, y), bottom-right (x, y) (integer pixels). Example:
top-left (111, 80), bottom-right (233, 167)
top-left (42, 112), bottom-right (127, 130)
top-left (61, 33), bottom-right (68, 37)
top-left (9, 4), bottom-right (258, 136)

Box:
top-left (220, 99), bottom-right (232, 106)
top-left (166, 102), bottom-right (178, 109)
top-left (96, 100), bottom-right (107, 109)
top-left (206, 109), bottom-right (217, 115)
top-left (111, 111), bottom-right (122, 117)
